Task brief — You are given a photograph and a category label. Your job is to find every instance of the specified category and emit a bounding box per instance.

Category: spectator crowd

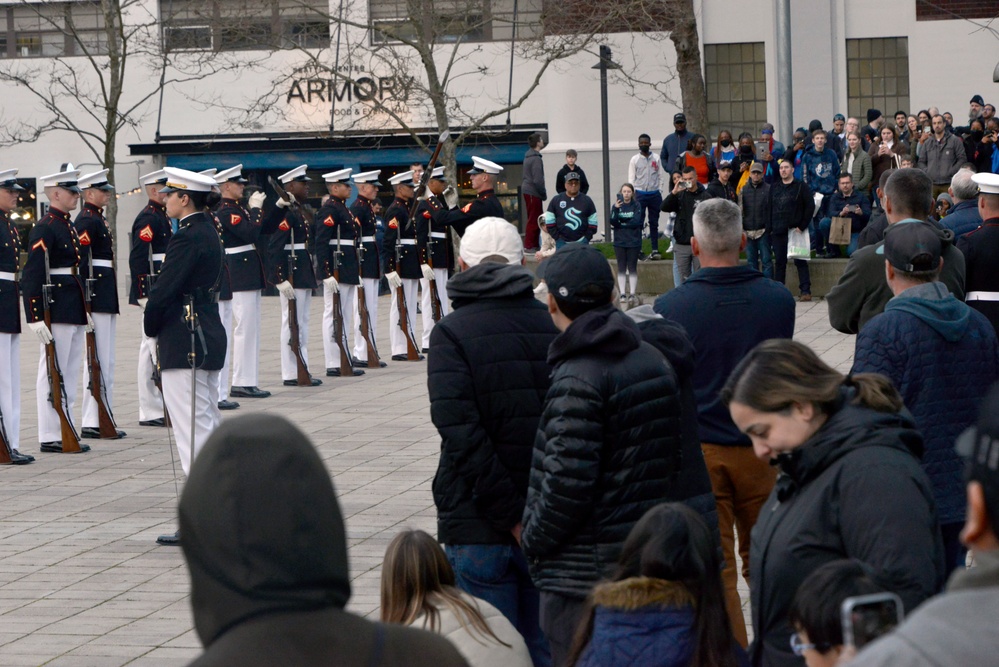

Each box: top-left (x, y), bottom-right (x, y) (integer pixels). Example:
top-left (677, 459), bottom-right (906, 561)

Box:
top-left (173, 94), bottom-right (999, 667)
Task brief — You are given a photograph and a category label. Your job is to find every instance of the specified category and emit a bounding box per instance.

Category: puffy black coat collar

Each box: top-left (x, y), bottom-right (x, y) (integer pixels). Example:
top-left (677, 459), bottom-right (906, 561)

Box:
top-left (548, 304), bottom-right (642, 366)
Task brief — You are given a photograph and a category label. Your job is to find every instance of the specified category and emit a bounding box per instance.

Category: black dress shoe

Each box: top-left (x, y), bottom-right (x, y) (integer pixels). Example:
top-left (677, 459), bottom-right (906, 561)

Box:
top-left (283, 378), bottom-right (323, 386)
top-left (422, 347), bottom-right (430, 353)
top-left (9, 449), bottom-right (34, 464)
top-left (140, 418), bottom-right (166, 427)
top-left (218, 399), bottom-right (240, 410)
top-left (327, 367), bottom-right (365, 377)
top-left (230, 386), bottom-right (271, 399)
top-left (40, 441), bottom-right (91, 453)
top-left (156, 531), bottom-right (180, 546)
top-left (81, 427), bottom-right (127, 439)
top-left (391, 354), bottom-right (425, 361)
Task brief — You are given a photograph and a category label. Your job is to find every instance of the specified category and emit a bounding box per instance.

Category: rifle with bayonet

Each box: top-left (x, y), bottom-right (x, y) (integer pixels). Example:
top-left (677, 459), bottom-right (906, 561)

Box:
top-left (394, 215), bottom-right (422, 361)
top-left (42, 247), bottom-right (82, 453)
top-left (330, 224), bottom-right (353, 375)
top-left (424, 214), bottom-right (444, 323)
top-left (147, 240), bottom-right (170, 427)
top-left (354, 238), bottom-right (381, 368)
top-left (271, 184), bottom-right (312, 387)
top-left (84, 250), bottom-right (119, 438)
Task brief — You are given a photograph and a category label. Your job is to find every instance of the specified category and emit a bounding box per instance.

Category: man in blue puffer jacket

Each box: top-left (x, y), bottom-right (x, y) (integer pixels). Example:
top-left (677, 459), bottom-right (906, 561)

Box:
top-left (800, 129), bottom-right (840, 254)
top-left (522, 244), bottom-right (686, 667)
top-left (852, 220), bottom-right (999, 573)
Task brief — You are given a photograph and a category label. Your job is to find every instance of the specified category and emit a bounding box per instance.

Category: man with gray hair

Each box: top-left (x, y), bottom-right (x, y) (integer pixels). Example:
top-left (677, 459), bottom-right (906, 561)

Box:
top-left (941, 168), bottom-right (983, 238)
top-left (427, 217), bottom-right (557, 666)
top-left (653, 198), bottom-right (795, 647)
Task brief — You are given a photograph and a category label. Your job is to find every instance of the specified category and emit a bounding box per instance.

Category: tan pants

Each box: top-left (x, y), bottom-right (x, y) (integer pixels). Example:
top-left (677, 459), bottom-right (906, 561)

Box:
top-left (702, 442), bottom-right (777, 649)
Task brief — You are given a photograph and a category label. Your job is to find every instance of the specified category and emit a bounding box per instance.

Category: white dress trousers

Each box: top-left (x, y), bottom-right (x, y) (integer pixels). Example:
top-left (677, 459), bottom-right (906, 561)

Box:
top-left (279, 289), bottom-right (311, 381)
top-left (36, 323), bottom-right (84, 443)
top-left (389, 278), bottom-right (420, 356)
top-left (137, 330), bottom-right (164, 422)
top-left (322, 283), bottom-right (357, 370)
top-left (353, 277), bottom-right (380, 362)
top-left (420, 267), bottom-right (451, 348)
top-left (0, 332), bottom-right (20, 450)
top-left (216, 299), bottom-right (233, 400)
top-left (161, 368), bottom-right (221, 476)
top-left (81, 312), bottom-right (116, 429)
top-left (230, 290), bottom-right (261, 387)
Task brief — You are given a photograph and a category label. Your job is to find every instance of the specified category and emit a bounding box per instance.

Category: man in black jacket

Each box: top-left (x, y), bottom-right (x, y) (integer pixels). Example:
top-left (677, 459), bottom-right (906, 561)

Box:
top-left (661, 166), bottom-right (711, 286)
top-left (522, 244), bottom-right (685, 666)
top-left (428, 217), bottom-right (557, 667)
top-left (770, 159), bottom-right (814, 299)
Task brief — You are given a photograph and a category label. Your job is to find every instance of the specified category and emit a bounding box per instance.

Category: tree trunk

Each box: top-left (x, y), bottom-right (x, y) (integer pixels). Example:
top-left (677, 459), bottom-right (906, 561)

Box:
top-left (669, 0), bottom-right (708, 135)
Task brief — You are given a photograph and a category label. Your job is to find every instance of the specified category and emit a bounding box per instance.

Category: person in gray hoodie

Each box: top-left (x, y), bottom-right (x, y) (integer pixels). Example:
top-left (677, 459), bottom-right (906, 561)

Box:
top-left (850, 384), bottom-right (999, 667)
top-left (522, 132), bottom-right (547, 251)
top-left (851, 220), bottom-right (999, 573)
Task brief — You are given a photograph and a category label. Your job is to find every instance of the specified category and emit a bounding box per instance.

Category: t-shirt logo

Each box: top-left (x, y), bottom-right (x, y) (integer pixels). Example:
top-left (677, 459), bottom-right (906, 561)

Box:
top-left (138, 225), bottom-right (154, 242)
top-left (559, 201), bottom-right (567, 209)
top-left (564, 208), bottom-right (583, 231)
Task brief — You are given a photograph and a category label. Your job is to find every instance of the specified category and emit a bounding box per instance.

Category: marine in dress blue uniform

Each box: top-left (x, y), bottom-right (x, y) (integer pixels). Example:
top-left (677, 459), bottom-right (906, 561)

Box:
top-left (130, 169), bottom-right (172, 426)
top-left (442, 156), bottom-right (506, 237)
top-left (212, 165), bottom-right (270, 400)
top-left (960, 173), bottom-right (999, 334)
top-left (0, 170), bottom-right (33, 463)
top-left (22, 165), bottom-right (91, 453)
top-left (264, 165), bottom-right (321, 386)
top-left (417, 166), bottom-right (453, 349)
top-left (350, 170), bottom-right (384, 364)
top-left (315, 168), bottom-right (364, 377)
top-left (74, 169), bottom-right (125, 440)
top-left (383, 171), bottom-right (423, 360)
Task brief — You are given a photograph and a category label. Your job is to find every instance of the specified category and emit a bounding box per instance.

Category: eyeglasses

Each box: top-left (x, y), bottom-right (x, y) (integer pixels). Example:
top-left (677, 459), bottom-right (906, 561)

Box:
top-left (790, 633), bottom-right (830, 656)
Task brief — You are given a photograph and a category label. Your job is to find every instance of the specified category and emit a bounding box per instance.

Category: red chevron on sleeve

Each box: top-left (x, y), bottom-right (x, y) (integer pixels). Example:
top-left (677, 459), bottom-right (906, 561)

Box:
top-left (323, 216), bottom-right (334, 227)
top-left (138, 225), bottom-right (154, 242)
top-left (279, 220), bottom-right (290, 231)
top-left (230, 214), bottom-right (241, 226)
top-left (78, 231), bottom-right (91, 246)
top-left (31, 239), bottom-right (46, 251)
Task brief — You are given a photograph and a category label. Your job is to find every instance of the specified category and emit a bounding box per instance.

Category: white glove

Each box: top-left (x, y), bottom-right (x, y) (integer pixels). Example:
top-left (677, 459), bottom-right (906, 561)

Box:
top-left (442, 185), bottom-right (459, 210)
top-left (248, 191), bottom-right (266, 209)
top-left (276, 197), bottom-right (292, 209)
top-left (533, 281), bottom-right (549, 300)
top-left (149, 337), bottom-right (159, 366)
top-left (385, 271), bottom-right (403, 290)
top-left (276, 280), bottom-right (296, 299)
top-left (138, 297), bottom-right (148, 312)
top-left (421, 264), bottom-right (435, 281)
top-left (29, 321), bottom-right (53, 345)
top-left (323, 276), bottom-right (339, 293)
top-left (85, 313), bottom-right (95, 333)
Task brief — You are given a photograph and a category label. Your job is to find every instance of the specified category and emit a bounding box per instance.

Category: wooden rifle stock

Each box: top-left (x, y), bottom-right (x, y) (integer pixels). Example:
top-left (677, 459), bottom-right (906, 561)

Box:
top-left (43, 308), bottom-right (82, 453)
top-left (283, 222), bottom-right (312, 386)
top-left (396, 284), bottom-right (421, 360)
top-left (331, 261), bottom-right (353, 375)
top-left (84, 265), bottom-right (118, 438)
top-left (407, 130), bottom-right (451, 223)
top-left (0, 406), bottom-right (13, 464)
top-left (356, 283), bottom-right (380, 367)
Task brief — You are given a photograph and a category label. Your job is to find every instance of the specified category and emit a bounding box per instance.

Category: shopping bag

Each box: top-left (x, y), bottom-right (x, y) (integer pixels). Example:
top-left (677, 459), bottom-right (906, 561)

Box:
top-left (829, 216), bottom-right (852, 245)
top-left (788, 228), bottom-right (811, 261)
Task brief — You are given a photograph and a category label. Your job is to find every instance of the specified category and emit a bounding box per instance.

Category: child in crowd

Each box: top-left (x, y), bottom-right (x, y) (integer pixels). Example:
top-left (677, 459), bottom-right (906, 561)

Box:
top-left (556, 149), bottom-right (590, 195)
top-left (610, 183), bottom-right (643, 303)
top-left (381, 530), bottom-right (533, 667)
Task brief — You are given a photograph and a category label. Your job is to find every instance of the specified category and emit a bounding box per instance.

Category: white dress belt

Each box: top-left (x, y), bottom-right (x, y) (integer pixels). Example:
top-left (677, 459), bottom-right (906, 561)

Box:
top-left (399, 239), bottom-right (417, 245)
top-left (430, 232), bottom-right (447, 239)
top-left (361, 236), bottom-right (376, 242)
top-left (329, 239), bottom-right (355, 246)
top-left (225, 244), bottom-right (256, 254)
top-left (966, 291), bottom-right (999, 302)
top-left (284, 244), bottom-right (307, 250)
top-left (50, 267), bottom-right (75, 276)
top-left (152, 253), bottom-right (166, 261)
top-left (0, 271), bottom-right (15, 281)
top-left (92, 259), bottom-right (113, 268)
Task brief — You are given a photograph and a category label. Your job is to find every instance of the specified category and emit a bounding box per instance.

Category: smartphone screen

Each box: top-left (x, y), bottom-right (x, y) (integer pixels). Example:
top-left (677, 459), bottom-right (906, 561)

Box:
top-left (841, 593), bottom-right (904, 649)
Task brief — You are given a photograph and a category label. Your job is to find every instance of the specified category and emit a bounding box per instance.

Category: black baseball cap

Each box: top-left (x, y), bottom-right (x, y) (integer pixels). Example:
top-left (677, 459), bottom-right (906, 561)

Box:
top-left (674, 113), bottom-right (686, 124)
top-left (540, 244), bottom-right (614, 308)
top-left (564, 172), bottom-right (581, 182)
top-left (881, 221), bottom-right (941, 272)
top-left (718, 160), bottom-right (733, 170)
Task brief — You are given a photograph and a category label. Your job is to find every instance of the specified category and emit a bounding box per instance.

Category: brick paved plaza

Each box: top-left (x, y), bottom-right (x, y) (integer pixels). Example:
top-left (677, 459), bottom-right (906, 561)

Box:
top-left (0, 294), bottom-right (853, 665)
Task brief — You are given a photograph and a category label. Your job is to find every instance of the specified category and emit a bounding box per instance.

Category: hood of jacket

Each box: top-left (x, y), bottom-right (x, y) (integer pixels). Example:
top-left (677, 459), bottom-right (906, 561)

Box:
top-left (885, 281), bottom-right (970, 342)
top-left (447, 262), bottom-right (535, 307)
top-left (591, 577), bottom-right (695, 611)
top-left (774, 387), bottom-right (923, 501)
top-left (627, 305), bottom-right (696, 382)
top-left (179, 414), bottom-right (351, 647)
top-left (548, 303), bottom-right (642, 366)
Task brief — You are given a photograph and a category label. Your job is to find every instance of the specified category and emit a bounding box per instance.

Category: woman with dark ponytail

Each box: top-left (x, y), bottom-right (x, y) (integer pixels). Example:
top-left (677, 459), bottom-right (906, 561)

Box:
top-left (721, 339), bottom-right (945, 667)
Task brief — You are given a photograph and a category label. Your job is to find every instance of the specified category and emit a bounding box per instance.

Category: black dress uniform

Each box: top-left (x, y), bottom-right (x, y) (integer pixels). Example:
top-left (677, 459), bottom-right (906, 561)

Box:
top-left (0, 209), bottom-right (21, 335)
top-left (444, 189), bottom-right (505, 236)
top-left (351, 195), bottom-right (381, 280)
top-left (416, 194), bottom-right (453, 348)
top-left (130, 198), bottom-right (172, 425)
top-left (0, 206), bottom-right (26, 458)
top-left (75, 200), bottom-right (122, 437)
top-left (22, 206), bottom-right (88, 448)
top-left (144, 209), bottom-right (225, 479)
top-left (315, 195), bottom-right (362, 374)
top-left (384, 196), bottom-right (422, 357)
top-left (958, 217), bottom-right (999, 334)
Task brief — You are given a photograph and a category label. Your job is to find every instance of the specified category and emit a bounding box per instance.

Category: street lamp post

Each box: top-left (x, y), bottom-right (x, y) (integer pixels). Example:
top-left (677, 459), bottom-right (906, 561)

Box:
top-left (592, 45), bottom-right (621, 241)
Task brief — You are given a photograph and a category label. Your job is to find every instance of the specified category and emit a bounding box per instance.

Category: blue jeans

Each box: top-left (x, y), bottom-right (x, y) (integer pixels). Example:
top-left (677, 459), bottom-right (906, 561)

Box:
top-left (745, 233), bottom-right (773, 278)
top-left (818, 218), bottom-right (860, 257)
top-left (446, 544), bottom-right (552, 667)
top-left (635, 190), bottom-right (663, 253)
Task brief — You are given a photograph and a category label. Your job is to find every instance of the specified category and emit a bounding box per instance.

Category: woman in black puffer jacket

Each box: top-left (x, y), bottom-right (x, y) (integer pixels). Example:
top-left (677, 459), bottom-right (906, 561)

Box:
top-left (722, 340), bottom-right (945, 667)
